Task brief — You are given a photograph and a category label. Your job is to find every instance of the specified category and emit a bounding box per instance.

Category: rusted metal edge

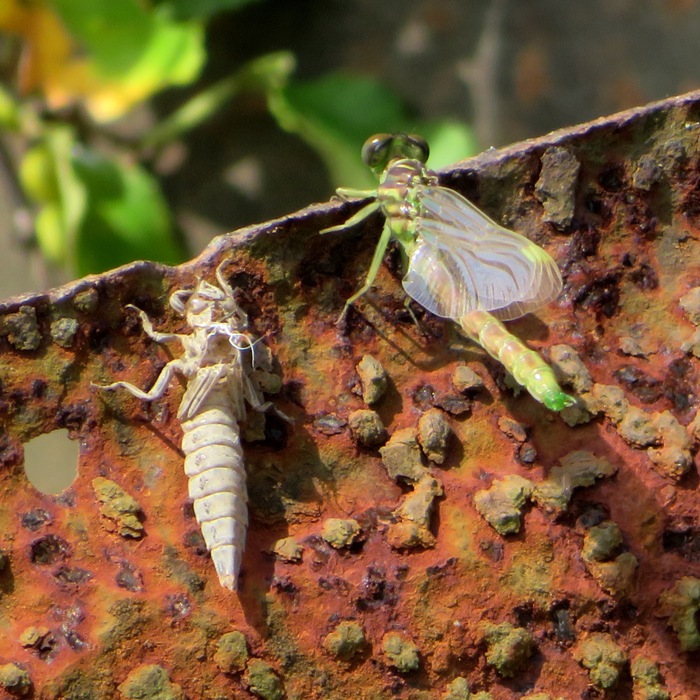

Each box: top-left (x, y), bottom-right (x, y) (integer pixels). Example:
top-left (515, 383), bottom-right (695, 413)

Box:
top-left (2, 88), bottom-right (699, 312)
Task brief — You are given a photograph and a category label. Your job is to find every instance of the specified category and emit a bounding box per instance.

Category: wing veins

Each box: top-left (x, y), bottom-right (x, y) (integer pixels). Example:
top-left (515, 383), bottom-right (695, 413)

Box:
top-left (400, 184), bottom-right (561, 320)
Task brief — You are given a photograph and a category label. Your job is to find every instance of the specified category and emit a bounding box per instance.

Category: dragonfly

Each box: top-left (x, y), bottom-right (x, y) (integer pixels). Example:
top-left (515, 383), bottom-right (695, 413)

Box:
top-left (323, 133), bottom-right (575, 412)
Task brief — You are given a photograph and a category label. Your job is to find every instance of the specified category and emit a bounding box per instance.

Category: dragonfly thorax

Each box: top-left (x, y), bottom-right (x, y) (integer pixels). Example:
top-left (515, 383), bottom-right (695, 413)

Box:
top-left (377, 158), bottom-right (437, 240)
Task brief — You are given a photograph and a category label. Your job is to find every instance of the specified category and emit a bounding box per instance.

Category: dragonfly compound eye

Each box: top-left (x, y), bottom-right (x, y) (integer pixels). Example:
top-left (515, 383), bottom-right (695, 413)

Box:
top-left (362, 133), bottom-right (430, 172)
top-left (400, 134), bottom-right (429, 164)
top-left (361, 134), bottom-right (394, 170)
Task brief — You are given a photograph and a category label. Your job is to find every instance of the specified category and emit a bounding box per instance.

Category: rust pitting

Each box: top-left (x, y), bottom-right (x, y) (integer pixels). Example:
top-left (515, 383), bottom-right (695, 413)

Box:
top-left (663, 357), bottom-right (697, 412)
top-left (613, 364), bottom-right (663, 404)
top-left (29, 534), bottom-right (71, 566)
top-left (56, 402), bottom-right (90, 432)
top-left (572, 270), bottom-right (623, 319)
top-left (20, 508), bottom-right (51, 531)
top-left (354, 566), bottom-right (399, 612)
top-left (626, 259), bottom-right (660, 291)
top-left (597, 164), bottom-right (627, 193)
top-left (623, 198), bottom-right (659, 242)
top-left (115, 560), bottom-right (144, 592)
top-left (53, 566), bottom-right (93, 591)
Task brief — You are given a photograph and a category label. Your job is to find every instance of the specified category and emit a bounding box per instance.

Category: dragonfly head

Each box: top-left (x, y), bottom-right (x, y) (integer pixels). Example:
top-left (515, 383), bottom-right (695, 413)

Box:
top-left (362, 133), bottom-right (429, 175)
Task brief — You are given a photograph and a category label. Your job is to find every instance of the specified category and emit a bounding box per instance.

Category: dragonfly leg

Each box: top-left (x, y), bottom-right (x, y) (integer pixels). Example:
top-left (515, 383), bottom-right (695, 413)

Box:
top-left (402, 297), bottom-right (424, 333)
top-left (335, 187), bottom-right (376, 200)
top-left (93, 358), bottom-right (186, 402)
top-left (321, 201), bottom-right (381, 234)
top-left (126, 305), bottom-right (182, 345)
top-left (337, 221), bottom-right (393, 324)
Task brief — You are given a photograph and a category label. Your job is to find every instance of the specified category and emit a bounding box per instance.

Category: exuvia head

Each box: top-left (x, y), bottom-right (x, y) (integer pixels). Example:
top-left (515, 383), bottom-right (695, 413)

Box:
top-left (170, 280), bottom-right (248, 331)
top-left (361, 133), bottom-right (430, 175)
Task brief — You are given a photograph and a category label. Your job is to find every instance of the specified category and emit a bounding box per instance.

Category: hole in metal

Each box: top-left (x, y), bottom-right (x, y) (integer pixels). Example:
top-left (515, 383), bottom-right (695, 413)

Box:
top-left (23, 429), bottom-right (79, 495)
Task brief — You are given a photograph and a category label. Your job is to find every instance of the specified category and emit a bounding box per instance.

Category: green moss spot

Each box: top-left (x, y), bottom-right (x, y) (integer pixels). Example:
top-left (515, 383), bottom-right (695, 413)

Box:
top-left (417, 408), bottom-right (452, 464)
top-left (630, 657), bottom-right (669, 700)
top-left (0, 306), bottom-right (41, 351)
top-left (92, 477), bottom-right (144, 538)
top-left (452, 364), bottom-right (484, 393)
top-left (348, 409), bottom-right (387, 447)
top-left (357, 354), bottom-right (388, 405)
top-left (573, 632), bottom-right (628, 689)
top-left (0, 663), bottom-right (32, 696)
top-left (659, 576), bottom-right (700, 651)
top-left (387, 475), bottom-right (442, 549)
top-left (50, 317), bottom-right (79, 348)
top-left (117, 665), bottom-right (184, 700)
top-left (272, 537), bottom-right (303, 563)
top-left (549, 344), bottom-right (593, 393)
top-left (482, 622), bottom-right (535, 677)
top-left (245, 660), bottom-right (284, 700)
top-left (618, 406), bottom-right (659, 447)
top-left (379, 427), bottom-right (427, 483)
top-left (323, 621), bottom-right (366, 661)
top-left (214, 631), bottom-right (248, 674)
top-left (441, 677), bottom-right (470, 699)
top-left (582, 521), bottom-right (623, 562)
top-left (647, 410), bottom-right (694, 481)
top-left (590, 383), bottom-right (629, 423)
top-left (533, 450), bottom-right (616, 513)
top-left (474, 474), bottom-right (533, 535)
top-left (72, 288), bottom-right (99, 314)
top-left (321, 518), bottom-right (361, 549)
top-left (587, 551), bottom-right (638, 598)
top-left (18, 626), bottom-right (51, 648)
top-left (382, 632), bottom-right (420, 673)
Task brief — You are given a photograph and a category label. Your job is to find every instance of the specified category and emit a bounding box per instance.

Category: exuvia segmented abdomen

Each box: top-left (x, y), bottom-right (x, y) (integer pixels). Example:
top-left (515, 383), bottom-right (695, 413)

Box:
top-left (459, 310), bottom-right (575, 412)
top-left (181, 386), bottom-right (247, 591)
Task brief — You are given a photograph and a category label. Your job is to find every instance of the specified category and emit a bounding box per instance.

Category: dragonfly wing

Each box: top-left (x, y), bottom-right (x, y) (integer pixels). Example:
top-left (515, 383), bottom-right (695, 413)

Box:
top-left (402, 185), bottom-right (562, 321)
top-left (403, 240), bottom-right (478, 319)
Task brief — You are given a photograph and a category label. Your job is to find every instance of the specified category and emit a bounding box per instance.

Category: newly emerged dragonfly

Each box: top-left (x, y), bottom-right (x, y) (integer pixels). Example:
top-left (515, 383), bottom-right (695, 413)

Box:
top-left (324, 133), bottom-right (575, 412)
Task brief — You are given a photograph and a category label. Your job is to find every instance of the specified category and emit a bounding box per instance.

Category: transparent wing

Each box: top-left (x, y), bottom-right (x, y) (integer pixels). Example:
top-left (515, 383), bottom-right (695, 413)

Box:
top-left (402, 185), bottom-right (562, 321)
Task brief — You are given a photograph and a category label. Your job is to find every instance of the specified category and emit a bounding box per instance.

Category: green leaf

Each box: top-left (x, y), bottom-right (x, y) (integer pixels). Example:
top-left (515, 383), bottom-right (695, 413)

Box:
top-left (50, 0), bottom-right (155, 75)
top-left (129, 10), bottom-right (205, 88)
top-left (142, 51), bottom-right (295, 149)
top-left (44, 127), bottom-right (88, 269)
top-left (156, 0), bottom-right (262, 21)
top-left (417, 121), bottom-right (477, 170)
top-left (50, 0), bottom-right (204, 87)
top-left (268, 73), bottom-right (416, 189)
top-left (20, 144), bottom-right (61, 204)
top-left (35, 203), bottom-right (67, 265)
top-left (0, 84), bottom-right (21, 131)
top-left (71, 148), bottom-right (186, 275)
top-left (20, 127), bottom-right (86, 268)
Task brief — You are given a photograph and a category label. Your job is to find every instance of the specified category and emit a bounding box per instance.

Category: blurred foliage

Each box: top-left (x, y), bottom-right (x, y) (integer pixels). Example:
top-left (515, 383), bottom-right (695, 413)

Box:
top-left (1, 0), bottom-right (204, 120)
top-left (270, 74), bottom-right (476, 190)
top-left (0, 0), bottom-right (475, 279)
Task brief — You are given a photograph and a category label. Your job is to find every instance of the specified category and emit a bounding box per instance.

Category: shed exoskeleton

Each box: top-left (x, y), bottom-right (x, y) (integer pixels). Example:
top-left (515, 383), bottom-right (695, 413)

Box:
top-left (96, 262), bottom-right (275, 590)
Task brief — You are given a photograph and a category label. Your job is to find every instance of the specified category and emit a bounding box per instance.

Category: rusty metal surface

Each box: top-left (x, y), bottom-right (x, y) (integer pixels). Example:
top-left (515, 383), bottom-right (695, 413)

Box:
top-left (1, 91), bottom-right (700, 699)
